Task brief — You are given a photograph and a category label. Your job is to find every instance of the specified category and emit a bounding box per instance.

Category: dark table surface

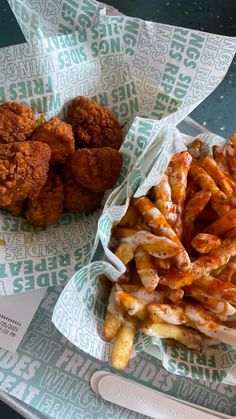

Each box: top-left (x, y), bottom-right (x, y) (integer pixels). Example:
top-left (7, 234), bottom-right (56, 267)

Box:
top-left (0, 0), bottom-right (235, 418)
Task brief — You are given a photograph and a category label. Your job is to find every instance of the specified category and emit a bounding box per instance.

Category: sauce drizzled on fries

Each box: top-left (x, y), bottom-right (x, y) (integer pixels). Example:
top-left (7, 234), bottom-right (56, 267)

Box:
top-left (102, 136), bottom-right (236, 370)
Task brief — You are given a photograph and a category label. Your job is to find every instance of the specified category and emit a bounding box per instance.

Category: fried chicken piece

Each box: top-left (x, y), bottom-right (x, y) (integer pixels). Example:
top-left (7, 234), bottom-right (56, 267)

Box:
top-left (62, 166), bottom-right (103, 213)
top-left (25, 173), bottom-right (64, 226)
top-left (31, 117), bottom-right (75, 165)
top-left (3, 200), bottom-right (25, 216)
top-left (0, 141), bottom-right (51, 207)
top-left (67, 96), bottom-right (122, 149)
top-left (70, 147), bottom-right (123, 192)
top-left (0, 102), bottom-right (36, 143)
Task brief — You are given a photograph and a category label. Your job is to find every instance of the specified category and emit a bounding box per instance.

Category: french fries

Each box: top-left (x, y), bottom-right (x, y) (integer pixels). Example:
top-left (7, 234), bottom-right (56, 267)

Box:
top-left (189, 163), bottom-right (230, 217)
top-left (140, 321), bottom-right (206, 351)
top-left (183, 189), bottom-right (211, 247)
top-left (114, 228), bottom-right (181, 260)
top-left (187, 138), bottom-right (202, 159)
top-left (161, 238), bottom-right (236, 289)
top-left (135, 197), bottom-right (190, 271)
top-left (217, 255), bottom-right (236, 282)
top-left (225, 144), bottom-right (236, 180)
top-left (198, 155), bottom-right (233, 200)
top-left (111, 314), bottom-right (137, 370)
top-left (134, 246), bottom-right (159, 292)
top-left (147, 303), bottom-right (188, 325)
top-left (213, 145), bottom-right (230, 174)
top-left (118, 199), bottom-right (138, 227)
top-left (104, 286), bottom-right (124, 341)
top-left (184, 284), bottom-right (236, 316)
top-left (153, 174), bottom-right (176, 226)
top-left (115, 290), bottom-right (148, 320)
top-left (194, 275), bottom-right (236, 302)
top-left (168, 151), bottom-right (192, 238)
top-left (103, 139), bottom-right (236, 370)
top-left (191, 233), bottom-right (221, 253)
top-left (115, 242), bottom-right (134, 265)
top-left (205, 208), bottom-right (236, 236)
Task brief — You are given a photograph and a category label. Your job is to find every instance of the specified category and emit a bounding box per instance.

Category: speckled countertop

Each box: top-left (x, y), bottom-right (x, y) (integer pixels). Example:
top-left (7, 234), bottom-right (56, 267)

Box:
top-left (0, 1), bottom-right (235, 418)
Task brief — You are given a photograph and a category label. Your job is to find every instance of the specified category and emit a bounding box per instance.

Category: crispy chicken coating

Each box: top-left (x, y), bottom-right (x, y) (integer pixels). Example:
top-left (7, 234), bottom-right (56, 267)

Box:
top-left (67, 96), bottom-right (122, 149)
top-left (0, 141), bottom-right (51, 207)
top-left (0, 102), bottom-right (36, 143)
top-left (3, 200), bottom-right (25, 217)
top-left (62, 166), bottom-right (103, 213)
top-left (31, 117), bottom-right (75, 165)
top-left (70, 147), bottom-right (123, 192)
top-left (25, 173), bottom-right (64, 226)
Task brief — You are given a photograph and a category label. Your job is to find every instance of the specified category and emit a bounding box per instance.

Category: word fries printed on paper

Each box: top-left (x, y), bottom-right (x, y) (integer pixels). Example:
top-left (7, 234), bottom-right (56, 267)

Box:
top-left (102, 135), bottom-right (236, 370)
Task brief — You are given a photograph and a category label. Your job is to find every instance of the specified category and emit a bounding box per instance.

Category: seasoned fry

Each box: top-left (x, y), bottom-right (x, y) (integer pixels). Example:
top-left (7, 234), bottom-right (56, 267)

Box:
top-left (199, 155), bottom-right (233, 200)
top-left (168, 151), bottom-right (192, 238)
top-left (205, 209), bottom-right (236, 236)
top-left (141, 321), bottom-right (204, 350)
top-left (104, 312), bottom-right (122, 341)
top-left (153, 258), bottom-right (172, 271)
top-left (159, 286), bottom-right (184, 304)
top-left (217, 255), bottom-right (236, 282)
top-left (184, 302), bottom-right (236, 347)
top-left (115, 228), bottom-right (181, 261)
top-left (140, 234), bottom-right (180, 259)
top-left (111, 315), bottom-right (137, 370)
top-left (213, 145), bottom-right (230, 174)
top-left (115, 242), bottom-right (135, 265)
top-left (135, 197), bottom-right (190, 271)
top-left (194, 275), bottom-right (236, 303)
top-left (225, 227), bottom-right (236, 240)
top-left (114, 228), bottom-right (180, 260)
top-left (160, 238), bottom-right (236, 289)
top-left (187, 139), bottom-right (202, 159)
top-left (184, 284), bottom-right (236, 316)
top-left (118, 200), bottom-right (138, 227)
top-left (121, 285), bottom-right (164, 304)
top-left (115, 290), bottom-right (147, 320)
top-left (191, 233), bottom-right (221, 254)
top-left (185, 177), bottom-right (200, 201)
top-left (146, 299), bottom-right (235, 345)
top-left (189, 163), bottom-right (230, 217)
top-left (153, 174), bottom-right (176, 226)
top-left (211, 148), bottom-right (236, 206)
top-left (134, 246), bottom-right (159, 292)
top-left (183, 189), bottom-right (211, 247)
top-left (147, 303), bottom-right (188, 325)
top-left (113, 227), bottom-right (138, 239)
top-left (104, 287), bottom-right (124, 341)
top-left (225, 144), bottom-right (236, 180)
top-left (121, 284), bottom-right (183, 305)
top-left (211, 264), bottom-right (227, 277)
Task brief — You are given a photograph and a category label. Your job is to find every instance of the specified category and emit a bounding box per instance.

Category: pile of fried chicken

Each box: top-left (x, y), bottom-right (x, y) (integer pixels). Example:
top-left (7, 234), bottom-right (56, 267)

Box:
top-left (0, 97), bottom-right (123, 226)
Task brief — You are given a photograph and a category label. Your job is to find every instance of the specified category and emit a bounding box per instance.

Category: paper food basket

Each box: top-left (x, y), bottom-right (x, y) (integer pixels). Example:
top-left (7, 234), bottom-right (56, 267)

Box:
top-left (0, 118), bottom-right (236, 419)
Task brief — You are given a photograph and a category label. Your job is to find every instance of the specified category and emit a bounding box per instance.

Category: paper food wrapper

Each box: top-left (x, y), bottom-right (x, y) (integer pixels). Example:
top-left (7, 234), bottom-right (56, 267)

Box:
top-left (52, 124), bottom-right (236, 385)
top-left (0, 0), bottom-right (234, 298)
top-left (2, 286), bottom-right (236, 419)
